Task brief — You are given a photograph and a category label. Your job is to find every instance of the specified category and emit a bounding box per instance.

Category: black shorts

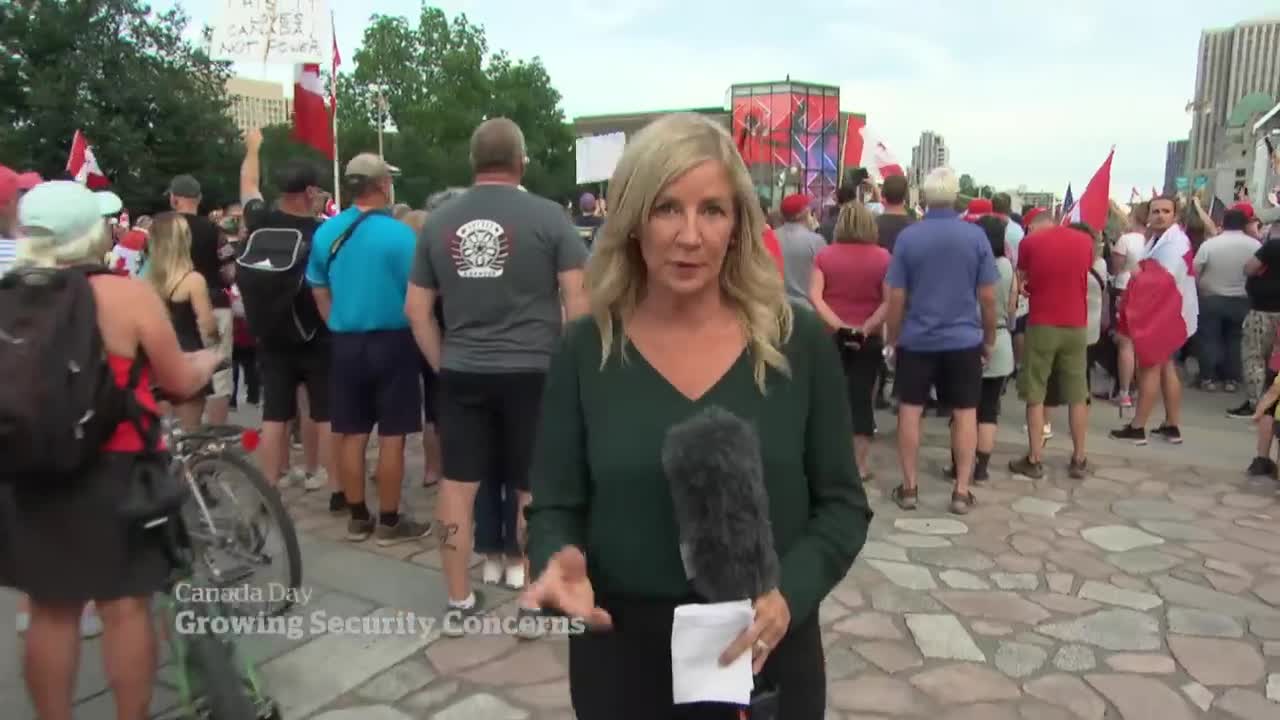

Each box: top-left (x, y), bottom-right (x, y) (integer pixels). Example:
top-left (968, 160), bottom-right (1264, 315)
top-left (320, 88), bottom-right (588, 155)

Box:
top-left (978, 376), bottom-right (1008, 424)
top-left (330, 329), bottom-right (423, 436)
top-left (259, 342), bottom-right (331, 423)
top-left (836, 335), bottom-right (883, 437)
top-left (437, 370), bottom-right (545, 491)
top-left (1013, 315), bottom-right (1028, 335)
top-left (421, 357), bottom-right (439, 425)
top-left (895, 346), bottom-right (983, 410)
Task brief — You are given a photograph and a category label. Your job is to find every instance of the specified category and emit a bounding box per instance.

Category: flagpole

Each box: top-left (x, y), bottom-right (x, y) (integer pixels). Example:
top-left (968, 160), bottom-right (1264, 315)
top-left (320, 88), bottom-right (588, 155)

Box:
top-left (330, 9), bottom-right (341, 210)
top-left (332, 102), bottom-right (340, 209)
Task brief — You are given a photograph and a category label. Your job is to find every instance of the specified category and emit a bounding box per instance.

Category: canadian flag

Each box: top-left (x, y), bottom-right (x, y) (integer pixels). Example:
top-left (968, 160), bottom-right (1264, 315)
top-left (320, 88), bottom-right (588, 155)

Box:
top-left (1062, 148), bottom-right (1113, 231)
top-left (66, 130), bottom-right (110, 189)
top-left (841, 117), bottom-right (905, 182)
top-left (292, 63), bottom-right (333, 160)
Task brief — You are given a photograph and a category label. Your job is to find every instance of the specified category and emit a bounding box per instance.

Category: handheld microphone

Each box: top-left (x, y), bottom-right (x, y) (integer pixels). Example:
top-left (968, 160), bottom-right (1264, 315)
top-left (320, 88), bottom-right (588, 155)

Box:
top-left (661, 405), bottom-right (779, 602)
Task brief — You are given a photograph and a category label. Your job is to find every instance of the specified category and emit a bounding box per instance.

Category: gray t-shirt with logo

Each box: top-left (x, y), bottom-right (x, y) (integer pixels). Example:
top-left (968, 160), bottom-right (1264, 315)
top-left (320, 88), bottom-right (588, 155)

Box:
top-left (411, 184), bottom-right (589, 373)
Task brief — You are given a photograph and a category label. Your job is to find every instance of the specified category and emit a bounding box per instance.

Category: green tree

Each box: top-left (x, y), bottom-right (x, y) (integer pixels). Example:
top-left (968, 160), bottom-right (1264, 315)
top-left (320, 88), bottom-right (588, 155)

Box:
top-left (340, 4), bottom-right (576, 206)
top-left (958, 174), bottom-right (977, 197)
top-left (0, 0), bottom-right (245, 213)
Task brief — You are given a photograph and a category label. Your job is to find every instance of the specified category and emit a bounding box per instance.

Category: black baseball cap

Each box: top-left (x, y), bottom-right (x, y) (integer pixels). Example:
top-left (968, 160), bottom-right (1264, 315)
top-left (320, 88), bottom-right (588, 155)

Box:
top-left (275, 159), bottom-right (321, 194)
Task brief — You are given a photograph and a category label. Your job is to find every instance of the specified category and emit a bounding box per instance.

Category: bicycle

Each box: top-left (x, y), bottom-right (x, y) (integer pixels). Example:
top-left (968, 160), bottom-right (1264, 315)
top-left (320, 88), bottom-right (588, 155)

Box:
top-left (148, 493), bottom-right (283, 720)
top-left (166, 420), bottom-right (303, 618)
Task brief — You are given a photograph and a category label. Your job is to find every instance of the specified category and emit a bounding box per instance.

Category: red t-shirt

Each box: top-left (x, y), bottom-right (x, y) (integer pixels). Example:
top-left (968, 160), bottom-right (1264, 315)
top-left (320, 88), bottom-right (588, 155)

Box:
top-left (1017, 226), bottom-right (1094, 328)
top-left (814, 243), bottom-right (891, 327)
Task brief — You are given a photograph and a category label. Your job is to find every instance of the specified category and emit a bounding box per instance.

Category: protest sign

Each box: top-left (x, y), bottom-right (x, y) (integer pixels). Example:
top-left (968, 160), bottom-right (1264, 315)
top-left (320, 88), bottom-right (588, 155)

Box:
top-left (210, 0), bottom-right (329, 65)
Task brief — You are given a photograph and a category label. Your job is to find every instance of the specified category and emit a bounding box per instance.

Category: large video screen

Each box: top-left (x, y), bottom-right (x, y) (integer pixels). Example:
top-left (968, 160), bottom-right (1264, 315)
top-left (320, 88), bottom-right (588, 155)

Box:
top-left (732, 83), bottom-right (840, 211)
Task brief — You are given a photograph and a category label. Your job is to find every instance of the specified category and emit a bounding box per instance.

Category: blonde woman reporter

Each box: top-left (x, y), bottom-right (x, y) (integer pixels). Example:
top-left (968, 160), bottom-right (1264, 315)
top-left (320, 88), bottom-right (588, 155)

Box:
top-left (808, 202), bottom-right (890, 482)
top-left (523, 114), bottom-right (871, 719)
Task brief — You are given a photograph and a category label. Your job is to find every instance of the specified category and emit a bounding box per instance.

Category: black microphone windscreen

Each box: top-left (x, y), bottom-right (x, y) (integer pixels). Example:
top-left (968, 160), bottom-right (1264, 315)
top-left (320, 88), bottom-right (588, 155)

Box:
top-left (662, 405), bottom-right (779, 602)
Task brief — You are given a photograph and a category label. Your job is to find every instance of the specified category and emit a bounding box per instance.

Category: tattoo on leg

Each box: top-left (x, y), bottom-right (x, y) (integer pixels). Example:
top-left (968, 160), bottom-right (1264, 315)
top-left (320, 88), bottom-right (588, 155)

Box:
top-left (435, 521), bottom-right (460, 551)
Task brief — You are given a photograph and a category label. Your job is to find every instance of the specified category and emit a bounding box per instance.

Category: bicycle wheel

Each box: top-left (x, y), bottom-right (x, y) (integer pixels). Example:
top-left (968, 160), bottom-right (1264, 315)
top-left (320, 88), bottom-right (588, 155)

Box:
top-left (188, 634), bottom-right (257, 720)
top-left (186, 451), bottom-right (303, 617)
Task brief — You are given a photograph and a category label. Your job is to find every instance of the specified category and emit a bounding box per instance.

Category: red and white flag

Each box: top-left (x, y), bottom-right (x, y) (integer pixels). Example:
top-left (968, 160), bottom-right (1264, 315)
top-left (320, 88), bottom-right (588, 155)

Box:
top-left (1062, 148), bottom-right (1113, 231)
top-left (292, 63), bottom-right (333, 159)
top-left (66, 130), bottom-right (110, 189)
top-left (329, 11), bottom-right (341, 110)
top-left (840, 118), bottom-right (905, 182)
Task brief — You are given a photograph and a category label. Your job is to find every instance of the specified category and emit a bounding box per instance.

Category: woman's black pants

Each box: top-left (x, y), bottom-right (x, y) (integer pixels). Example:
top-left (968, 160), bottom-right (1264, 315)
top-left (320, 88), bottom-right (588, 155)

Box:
top-left (568, 595), bottom-right (825, 719)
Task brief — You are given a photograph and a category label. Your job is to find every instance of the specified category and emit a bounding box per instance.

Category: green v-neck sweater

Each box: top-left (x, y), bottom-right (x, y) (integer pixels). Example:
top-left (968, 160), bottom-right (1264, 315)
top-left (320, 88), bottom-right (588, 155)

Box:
top-left (525, 305), bottom-right (873, 623)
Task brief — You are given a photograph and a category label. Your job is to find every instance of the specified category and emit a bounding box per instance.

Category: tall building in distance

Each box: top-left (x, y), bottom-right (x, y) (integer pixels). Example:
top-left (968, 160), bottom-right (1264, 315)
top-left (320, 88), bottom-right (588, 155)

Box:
top-left (1187, 17), bottom-right (1280, 174)
top-left (225, 77), bottom-right (292, 135)
top-left (910, 131), bottom-right (949, 188)
top-left (1164, 139), bottom-right (1189, 195)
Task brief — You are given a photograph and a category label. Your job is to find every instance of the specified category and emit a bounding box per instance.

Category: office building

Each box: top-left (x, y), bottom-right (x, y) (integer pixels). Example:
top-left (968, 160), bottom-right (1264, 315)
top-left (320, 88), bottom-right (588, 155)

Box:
top-left (225, 77), bottom-right (292, 135)
top-left (1164, 139), bottom-right (1188, 195)
top-left (1188, 17), bottom-right (1280, 173)
top-left (910, 131), bottom-right (949, 188)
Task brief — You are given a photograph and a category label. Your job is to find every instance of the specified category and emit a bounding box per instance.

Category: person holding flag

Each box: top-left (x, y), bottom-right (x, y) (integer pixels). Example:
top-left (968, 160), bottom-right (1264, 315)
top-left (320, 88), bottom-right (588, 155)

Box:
top-left (1111, 195), bottom-right (1196, 445)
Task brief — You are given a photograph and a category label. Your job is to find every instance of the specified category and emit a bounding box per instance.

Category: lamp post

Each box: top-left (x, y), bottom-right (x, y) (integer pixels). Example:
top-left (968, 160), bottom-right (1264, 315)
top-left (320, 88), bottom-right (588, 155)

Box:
top-left (373, 83), bottom-right (395, 203)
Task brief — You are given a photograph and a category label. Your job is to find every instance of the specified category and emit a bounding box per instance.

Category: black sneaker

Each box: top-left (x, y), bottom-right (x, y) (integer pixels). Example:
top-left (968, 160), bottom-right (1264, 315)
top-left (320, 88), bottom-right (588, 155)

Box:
top-left (1068, 457), bottom-right (1089, 479)
top-left (1152, 424), bottom-right (1183, 444)
top-left (347, 515), bottom-right (375, 542)
top-left (1227, 402), bottom-right (1255, 419)
top-left (1109, 425), bottom-right (1147, 445)
top-left (441, 590), bottom-right (487, 638)
top-left (1246, 456), bottom-right (1277, 478)
top-left (1009, 455), bottom-right (1044, 479)
top-left (373, 515), bottom-right (432, 547)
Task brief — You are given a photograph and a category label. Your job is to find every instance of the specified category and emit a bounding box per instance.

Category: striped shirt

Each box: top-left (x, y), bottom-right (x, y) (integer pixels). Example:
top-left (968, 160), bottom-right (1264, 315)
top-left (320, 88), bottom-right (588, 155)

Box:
top-left (0, 236), bottom-right (16, 276)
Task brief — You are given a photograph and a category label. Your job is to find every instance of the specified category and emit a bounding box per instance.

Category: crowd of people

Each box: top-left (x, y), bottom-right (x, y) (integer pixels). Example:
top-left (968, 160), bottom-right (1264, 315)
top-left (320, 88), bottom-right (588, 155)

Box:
top-left (2, 108), bottom-right (1279, 718)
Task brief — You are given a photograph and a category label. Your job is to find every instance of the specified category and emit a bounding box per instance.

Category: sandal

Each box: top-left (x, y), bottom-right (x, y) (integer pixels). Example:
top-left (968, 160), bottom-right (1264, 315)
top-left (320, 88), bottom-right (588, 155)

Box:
top-left (891, 485), bottom-right (918, 510)
top-left (950, 490), bottom-right (976, 515)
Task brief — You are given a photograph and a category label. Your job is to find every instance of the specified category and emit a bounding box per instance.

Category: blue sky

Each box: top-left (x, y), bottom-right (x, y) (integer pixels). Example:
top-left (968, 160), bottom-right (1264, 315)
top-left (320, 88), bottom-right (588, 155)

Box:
top-left (174, 0), bottom-right (1275, 200)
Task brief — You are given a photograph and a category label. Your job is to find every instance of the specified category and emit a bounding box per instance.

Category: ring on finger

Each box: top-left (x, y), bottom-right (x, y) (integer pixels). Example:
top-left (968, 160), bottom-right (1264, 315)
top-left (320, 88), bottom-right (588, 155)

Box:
top-left (754, 638), bottom-right (770, 654)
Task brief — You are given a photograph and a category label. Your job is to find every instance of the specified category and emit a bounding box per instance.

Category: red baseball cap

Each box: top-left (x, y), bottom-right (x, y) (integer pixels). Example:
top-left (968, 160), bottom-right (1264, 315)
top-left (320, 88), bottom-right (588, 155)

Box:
top-left (0, 165), bottom-right (17, 206)
top-left (963, 198), bottom-right (993, 222)
top-left (1231, 201), bottom-right (1256, 220)
top-left (780, 193), bottom-right (810, 218)
top-left (1023, 207), bottom-right (1048, 227)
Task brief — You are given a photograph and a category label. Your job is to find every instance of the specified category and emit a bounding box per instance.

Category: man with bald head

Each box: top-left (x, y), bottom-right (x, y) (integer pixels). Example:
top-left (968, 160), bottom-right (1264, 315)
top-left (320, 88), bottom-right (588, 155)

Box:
top-left (406, 117), bottom-right (589, 632)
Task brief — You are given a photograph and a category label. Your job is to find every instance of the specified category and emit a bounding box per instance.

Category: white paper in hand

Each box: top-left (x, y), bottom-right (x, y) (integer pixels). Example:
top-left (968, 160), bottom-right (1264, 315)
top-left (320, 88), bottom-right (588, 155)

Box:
top-left (670, 600), bottom-right (754, 705)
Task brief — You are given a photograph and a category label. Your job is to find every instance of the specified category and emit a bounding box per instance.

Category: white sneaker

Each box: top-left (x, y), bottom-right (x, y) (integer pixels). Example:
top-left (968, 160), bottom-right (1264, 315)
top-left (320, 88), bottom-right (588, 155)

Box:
top-left (303, 468), bottom-right (328, 491)
top-left (481, 558), bottom-right (503, 585)
top-left (504, 564), bottom-right (526, 590)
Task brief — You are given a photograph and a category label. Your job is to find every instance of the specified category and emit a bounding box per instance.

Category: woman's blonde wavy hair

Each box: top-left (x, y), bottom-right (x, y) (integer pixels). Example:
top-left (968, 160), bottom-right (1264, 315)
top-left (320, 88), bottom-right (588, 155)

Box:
top-left (584, 112), bottom-right (793, 392)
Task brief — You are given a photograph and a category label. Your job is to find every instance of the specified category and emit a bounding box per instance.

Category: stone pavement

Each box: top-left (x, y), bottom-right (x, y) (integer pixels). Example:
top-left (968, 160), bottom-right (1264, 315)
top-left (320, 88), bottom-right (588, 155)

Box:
top-left (2, 388), bottom-right (1280, 719)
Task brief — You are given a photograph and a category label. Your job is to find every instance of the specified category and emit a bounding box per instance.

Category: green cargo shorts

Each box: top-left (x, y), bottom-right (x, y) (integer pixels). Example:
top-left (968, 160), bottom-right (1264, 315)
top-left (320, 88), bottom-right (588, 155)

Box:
top-left (1018, 325), bottom-right (1088, 405)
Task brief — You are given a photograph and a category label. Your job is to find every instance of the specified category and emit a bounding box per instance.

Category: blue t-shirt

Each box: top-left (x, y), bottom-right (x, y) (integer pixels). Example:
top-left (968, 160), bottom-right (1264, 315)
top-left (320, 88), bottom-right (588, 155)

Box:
top-left (886, 208), bottom-right (998, 352)
top-left (306, 207), bottom-right (416, 333)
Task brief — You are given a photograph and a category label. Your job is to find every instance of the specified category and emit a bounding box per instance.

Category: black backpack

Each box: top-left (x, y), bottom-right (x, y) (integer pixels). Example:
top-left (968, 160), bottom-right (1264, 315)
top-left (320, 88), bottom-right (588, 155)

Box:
top-left (0, 266), bottom-right (139, 481)
top-left (235, 227), bottom-right (325, 346)
top-left (235, 209), bottom-right (389, 345)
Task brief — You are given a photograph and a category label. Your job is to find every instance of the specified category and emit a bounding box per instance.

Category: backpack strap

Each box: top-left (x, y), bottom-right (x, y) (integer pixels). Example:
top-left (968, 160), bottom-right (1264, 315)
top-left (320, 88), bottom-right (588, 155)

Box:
top-left (326, 208), bottom-right (393, 273)
top-left (122, 353), bottom-right (164, 456)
